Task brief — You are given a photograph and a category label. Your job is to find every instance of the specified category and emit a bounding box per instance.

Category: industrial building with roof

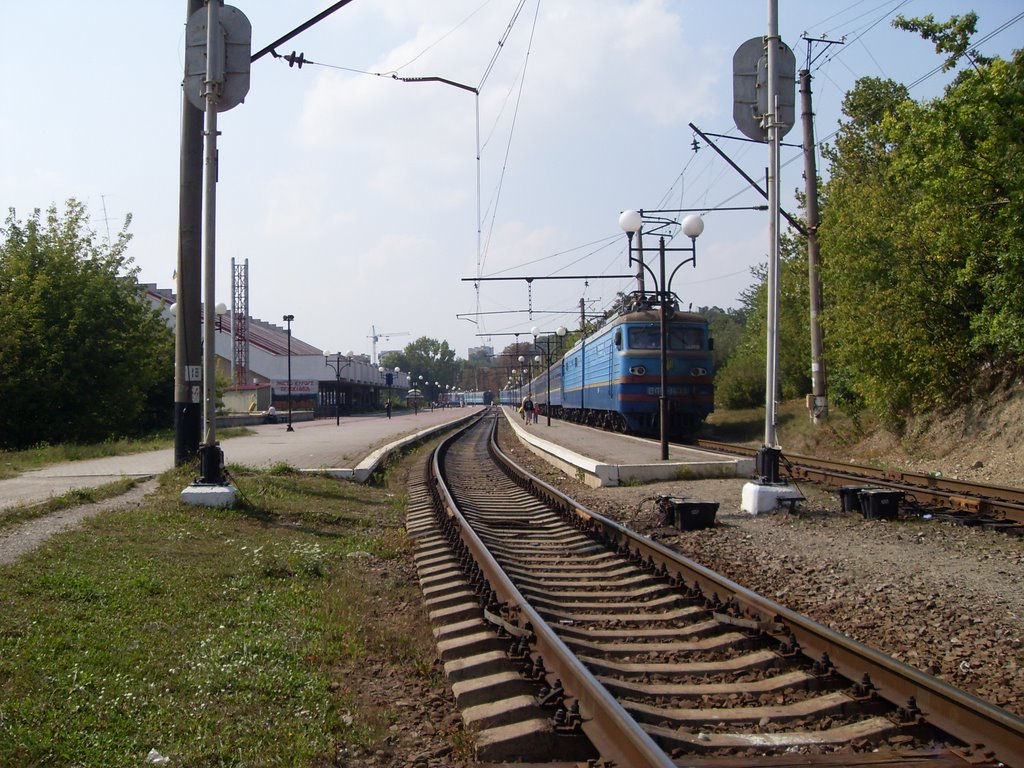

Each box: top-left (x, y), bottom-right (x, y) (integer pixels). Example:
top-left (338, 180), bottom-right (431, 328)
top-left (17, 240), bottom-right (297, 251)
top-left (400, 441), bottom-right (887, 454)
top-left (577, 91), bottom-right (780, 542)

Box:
top-left (144, 285), bottom-right (409, 416)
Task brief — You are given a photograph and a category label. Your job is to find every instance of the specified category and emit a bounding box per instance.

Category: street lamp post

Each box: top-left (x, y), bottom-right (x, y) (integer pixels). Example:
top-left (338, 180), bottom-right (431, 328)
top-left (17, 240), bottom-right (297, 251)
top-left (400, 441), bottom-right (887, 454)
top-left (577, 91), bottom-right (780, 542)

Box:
top-left (378, 365), bottom-right (399, 417)
top-left (412, 375), bottom-right (423, 414)
top-left (531, 325), bottom-right (567, 426)
top-left (325, 351), bottom-right (354, 426)
top-left (620, 210), bottom-right (704, 460)
top-left (283, 314), bottom-right (295, 432)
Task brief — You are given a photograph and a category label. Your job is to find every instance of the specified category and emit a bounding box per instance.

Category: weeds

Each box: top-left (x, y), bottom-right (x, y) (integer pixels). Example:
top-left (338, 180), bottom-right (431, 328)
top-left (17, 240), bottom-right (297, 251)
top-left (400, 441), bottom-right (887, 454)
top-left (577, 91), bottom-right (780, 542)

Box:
top-left (0, 465), bottom-right (433, 767)
top-left (0, 478), bottom-right (139, 531)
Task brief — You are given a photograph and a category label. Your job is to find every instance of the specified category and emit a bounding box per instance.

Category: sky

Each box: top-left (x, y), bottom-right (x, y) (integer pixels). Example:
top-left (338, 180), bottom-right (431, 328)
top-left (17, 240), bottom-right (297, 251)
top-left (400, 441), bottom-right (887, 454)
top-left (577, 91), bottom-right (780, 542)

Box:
top-left (2, 1), bottom-right (1021, 361)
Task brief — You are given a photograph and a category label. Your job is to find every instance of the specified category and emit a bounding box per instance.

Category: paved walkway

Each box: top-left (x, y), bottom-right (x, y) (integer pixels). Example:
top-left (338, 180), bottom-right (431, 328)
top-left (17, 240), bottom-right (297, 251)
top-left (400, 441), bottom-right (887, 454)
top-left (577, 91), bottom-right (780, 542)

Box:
top-left (0, 409), bottom-right (474, 511)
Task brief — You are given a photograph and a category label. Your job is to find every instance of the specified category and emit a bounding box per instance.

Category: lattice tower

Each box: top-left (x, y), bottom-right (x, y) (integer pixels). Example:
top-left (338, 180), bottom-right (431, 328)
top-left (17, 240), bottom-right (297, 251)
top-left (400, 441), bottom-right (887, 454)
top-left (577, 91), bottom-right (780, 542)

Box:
top-left (231, 258), bottom-right (250, 386)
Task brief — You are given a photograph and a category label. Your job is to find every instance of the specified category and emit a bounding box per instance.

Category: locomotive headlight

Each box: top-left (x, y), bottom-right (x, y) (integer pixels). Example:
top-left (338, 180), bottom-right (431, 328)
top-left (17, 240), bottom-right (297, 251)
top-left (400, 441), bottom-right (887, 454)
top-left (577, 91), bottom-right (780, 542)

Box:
top-left (690, 367), bottom-right (707, 376)
top-left (629, 365), bottom-right (646, 376)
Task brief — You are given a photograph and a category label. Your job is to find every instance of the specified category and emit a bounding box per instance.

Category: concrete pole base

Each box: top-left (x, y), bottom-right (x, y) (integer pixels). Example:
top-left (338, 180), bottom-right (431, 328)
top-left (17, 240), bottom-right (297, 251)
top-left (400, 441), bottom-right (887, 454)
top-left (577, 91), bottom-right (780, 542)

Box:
top-left (740, 482), bottom-right (803, 515)
top-left (180, 483), bottom-right (237, 508)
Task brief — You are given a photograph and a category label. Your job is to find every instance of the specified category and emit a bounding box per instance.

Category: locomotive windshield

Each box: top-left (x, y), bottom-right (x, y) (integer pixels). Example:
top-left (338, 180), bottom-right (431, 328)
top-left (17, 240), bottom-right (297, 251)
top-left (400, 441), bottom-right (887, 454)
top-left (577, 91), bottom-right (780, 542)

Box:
top-left (628, 327), bottom-right (703, 350)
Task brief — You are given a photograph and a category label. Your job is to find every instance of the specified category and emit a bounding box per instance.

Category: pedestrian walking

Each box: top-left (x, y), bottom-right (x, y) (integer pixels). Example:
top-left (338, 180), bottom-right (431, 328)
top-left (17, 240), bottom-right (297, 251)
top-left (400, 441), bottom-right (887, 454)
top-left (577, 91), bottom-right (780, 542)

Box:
top-left (521, 393), bottom-right (534, 425)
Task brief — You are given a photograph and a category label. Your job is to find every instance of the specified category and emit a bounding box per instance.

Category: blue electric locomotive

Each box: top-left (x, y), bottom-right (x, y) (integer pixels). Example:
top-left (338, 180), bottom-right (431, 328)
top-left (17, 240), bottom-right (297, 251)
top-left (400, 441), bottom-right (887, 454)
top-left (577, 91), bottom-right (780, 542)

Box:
top-left (528, 307), bottom-right (713, 437)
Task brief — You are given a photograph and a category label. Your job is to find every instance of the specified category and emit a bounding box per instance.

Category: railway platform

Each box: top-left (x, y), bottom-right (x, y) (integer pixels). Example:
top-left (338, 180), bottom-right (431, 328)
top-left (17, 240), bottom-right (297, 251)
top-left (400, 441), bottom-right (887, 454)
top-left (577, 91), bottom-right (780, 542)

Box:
top-left (499, 406), bottom-right (754, 487)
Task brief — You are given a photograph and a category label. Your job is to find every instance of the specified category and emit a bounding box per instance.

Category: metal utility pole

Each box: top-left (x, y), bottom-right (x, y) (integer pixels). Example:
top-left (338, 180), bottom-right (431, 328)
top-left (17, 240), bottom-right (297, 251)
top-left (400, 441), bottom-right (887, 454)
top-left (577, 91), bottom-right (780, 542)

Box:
top-left (181, 0), bottom-right (250, 491)
top-left (731, 0), bottom-right (795, 483)
top-left (764, 0), bottom-right (783, 474)
top-left (634, 226), bottom-right (646, 295)
top-left (174, 0), bottom-right (205, 467)
top-left (200, 0), bottom-right (222, 475)
top-left (579, 297), bottom-right (587, 413)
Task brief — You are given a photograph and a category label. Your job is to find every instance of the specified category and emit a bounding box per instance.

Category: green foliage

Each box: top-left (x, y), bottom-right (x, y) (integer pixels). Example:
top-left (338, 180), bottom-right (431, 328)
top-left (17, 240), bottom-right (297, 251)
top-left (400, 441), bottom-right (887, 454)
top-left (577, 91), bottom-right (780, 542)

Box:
top-left (818, 41), bottom-right (1024, 426)
top-left (385, 336), bottom-right (462, 401)
top-left (0, 200), bottom-right (173, 448)
top-left (714, 235), bottom-right (813, 410)
top-left (702, 305), bottom-right (746, 370)
top-left (893, 12), bottom-right (990, 73)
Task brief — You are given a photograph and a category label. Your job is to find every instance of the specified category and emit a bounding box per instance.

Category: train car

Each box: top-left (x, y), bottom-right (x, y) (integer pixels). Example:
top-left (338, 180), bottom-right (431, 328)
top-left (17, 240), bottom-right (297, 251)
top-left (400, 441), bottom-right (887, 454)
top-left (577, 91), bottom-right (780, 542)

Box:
top-left (527, 359), bottom-right (562, 416)
top-left (459, 390), bottom-right (492, 406)
top-left (498, 389), bottom-right (518, 406)
top-left (558, 307), bottom-right (713, 437)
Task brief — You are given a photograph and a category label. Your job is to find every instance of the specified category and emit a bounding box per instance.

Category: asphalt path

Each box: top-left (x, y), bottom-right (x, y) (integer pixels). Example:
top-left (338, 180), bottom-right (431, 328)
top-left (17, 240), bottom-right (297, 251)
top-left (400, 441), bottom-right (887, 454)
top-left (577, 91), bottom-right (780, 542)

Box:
top-left (0, 409), bottom-right (472, 511)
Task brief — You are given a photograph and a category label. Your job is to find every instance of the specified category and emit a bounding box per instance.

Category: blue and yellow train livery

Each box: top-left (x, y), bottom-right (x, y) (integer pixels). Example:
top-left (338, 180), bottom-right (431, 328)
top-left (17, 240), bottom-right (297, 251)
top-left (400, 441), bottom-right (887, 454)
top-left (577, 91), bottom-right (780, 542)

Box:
top-left (546, 308), bottom-right (713, 437)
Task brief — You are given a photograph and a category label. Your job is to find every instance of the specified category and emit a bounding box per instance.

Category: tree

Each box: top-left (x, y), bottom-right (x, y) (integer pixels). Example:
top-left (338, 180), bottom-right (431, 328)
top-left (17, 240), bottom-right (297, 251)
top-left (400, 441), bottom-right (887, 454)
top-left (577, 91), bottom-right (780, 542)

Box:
top-left (893, 12), bottom-right (991, 73)
top-left (0, 200), bottom-right (173, 448)
top-left (818, 36), bottom-right (1024, 425)
top-left (713, 232), bottom-right (812, 410)
top-left (701, 306), bottom-right (746, 370)
top-left (385, 337), bottom-right (461, 403)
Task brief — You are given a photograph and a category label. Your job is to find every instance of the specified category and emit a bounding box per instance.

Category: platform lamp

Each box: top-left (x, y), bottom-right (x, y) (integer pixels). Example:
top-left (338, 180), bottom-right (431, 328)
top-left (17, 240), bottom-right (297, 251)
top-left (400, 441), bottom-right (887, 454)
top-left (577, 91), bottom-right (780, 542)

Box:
top-left (283, 314), bottom-right (295, 432)
top-left (215, 302), bottom-right (228, 331)
top-left (517, 355), bottom-right (526, 402)
top-left (325, 351), bottom-right (354, 426)
top-left (619, 210), bottom-right (704, 460)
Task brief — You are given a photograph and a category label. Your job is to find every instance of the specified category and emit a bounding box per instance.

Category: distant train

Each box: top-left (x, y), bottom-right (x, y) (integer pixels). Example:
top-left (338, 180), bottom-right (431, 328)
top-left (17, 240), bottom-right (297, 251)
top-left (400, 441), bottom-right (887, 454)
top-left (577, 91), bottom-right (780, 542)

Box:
top-left (504, 306), bottom-right (714, 438)
top-left (457, 390), bottom-right (492, 407)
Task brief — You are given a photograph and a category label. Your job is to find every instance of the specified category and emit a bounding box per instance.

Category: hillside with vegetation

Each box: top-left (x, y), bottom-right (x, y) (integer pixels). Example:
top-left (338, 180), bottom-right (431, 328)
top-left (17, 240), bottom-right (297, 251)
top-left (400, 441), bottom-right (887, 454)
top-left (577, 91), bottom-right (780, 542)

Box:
top-left (712, 13), bottom-right (1022, 434)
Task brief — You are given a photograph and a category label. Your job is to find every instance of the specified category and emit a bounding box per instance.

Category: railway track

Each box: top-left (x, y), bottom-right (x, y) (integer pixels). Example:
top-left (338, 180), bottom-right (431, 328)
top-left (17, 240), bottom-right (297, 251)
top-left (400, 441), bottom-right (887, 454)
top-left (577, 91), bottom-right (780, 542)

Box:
top-left (411, 411), bottom-right (1024, 766)
top-left (695, 439), bottom-right (1024, 532)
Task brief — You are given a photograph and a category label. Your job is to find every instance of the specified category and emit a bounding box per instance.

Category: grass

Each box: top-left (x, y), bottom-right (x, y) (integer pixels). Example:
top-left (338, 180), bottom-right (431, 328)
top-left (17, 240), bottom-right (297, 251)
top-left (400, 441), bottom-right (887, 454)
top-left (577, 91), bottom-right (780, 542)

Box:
top-left (0, 478), bottom-right (141, 531)
top-left (0, 428), bottom-right (256, 480)
top-left (0, 464), bottom-right (442, 767)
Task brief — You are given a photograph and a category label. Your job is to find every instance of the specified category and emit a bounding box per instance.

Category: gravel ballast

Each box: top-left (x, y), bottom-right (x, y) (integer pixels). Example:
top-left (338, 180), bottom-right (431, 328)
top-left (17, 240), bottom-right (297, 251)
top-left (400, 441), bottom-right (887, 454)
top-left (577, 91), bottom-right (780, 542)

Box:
top-left (497, 423), bottom-right (1024, 721)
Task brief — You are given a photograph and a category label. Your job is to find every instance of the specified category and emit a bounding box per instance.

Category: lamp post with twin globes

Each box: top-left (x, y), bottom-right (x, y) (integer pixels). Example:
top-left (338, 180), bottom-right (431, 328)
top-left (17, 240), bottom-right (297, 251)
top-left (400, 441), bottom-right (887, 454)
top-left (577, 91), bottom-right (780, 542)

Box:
top-left (619, 210), bottom-right (704, 460)
top-left (324, 351), bottom-right (354, 426)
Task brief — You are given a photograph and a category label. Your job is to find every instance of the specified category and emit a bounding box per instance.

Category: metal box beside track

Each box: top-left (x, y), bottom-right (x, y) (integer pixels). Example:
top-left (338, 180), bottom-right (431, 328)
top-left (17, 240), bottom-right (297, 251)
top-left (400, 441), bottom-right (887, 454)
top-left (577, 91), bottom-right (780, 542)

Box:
top-left (858, 489), bottom-right (902, 520)
top-left (658, 496), bottom-right (719, 530)
top-left (838, 485), bottom-right (873, 513)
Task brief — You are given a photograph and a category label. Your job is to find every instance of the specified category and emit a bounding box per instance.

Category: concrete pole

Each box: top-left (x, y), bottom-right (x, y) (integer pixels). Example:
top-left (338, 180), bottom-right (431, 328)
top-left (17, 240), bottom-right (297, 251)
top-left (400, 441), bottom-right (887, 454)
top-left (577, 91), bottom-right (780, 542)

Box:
top-left (801, 69), bottom-right (828, 424)
top-left (174, 0), bottom-right (205, 466)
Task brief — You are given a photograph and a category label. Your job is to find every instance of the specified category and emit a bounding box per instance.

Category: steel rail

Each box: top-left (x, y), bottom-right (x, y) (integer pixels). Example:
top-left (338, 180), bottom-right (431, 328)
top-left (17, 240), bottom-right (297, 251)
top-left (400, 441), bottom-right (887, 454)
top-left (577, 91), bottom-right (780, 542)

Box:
top-left (429, 417), bottom-right (676, 767)
top-left (696, 439), bottom-right (1024, 525)
top-left (492, 428), bottom-right (1024, 765)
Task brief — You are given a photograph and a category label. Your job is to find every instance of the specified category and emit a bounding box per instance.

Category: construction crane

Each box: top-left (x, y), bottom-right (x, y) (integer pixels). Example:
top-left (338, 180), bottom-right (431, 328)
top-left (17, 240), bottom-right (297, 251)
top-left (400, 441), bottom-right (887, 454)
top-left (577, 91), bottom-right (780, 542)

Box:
top-left (367, 326), bottom-right (409, 364)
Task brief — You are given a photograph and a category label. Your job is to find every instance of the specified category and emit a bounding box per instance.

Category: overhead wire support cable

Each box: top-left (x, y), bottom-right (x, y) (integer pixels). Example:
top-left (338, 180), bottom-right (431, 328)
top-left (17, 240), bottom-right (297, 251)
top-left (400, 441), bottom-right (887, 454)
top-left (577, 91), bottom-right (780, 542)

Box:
top-left (251, 0), bottom-right (358, 63)
top-left (391, 75), bottom-right (477, 94)
top-left (689, 123), bottom-right (809, 237)
top-left (463, 275), bottom-right (633, 282)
